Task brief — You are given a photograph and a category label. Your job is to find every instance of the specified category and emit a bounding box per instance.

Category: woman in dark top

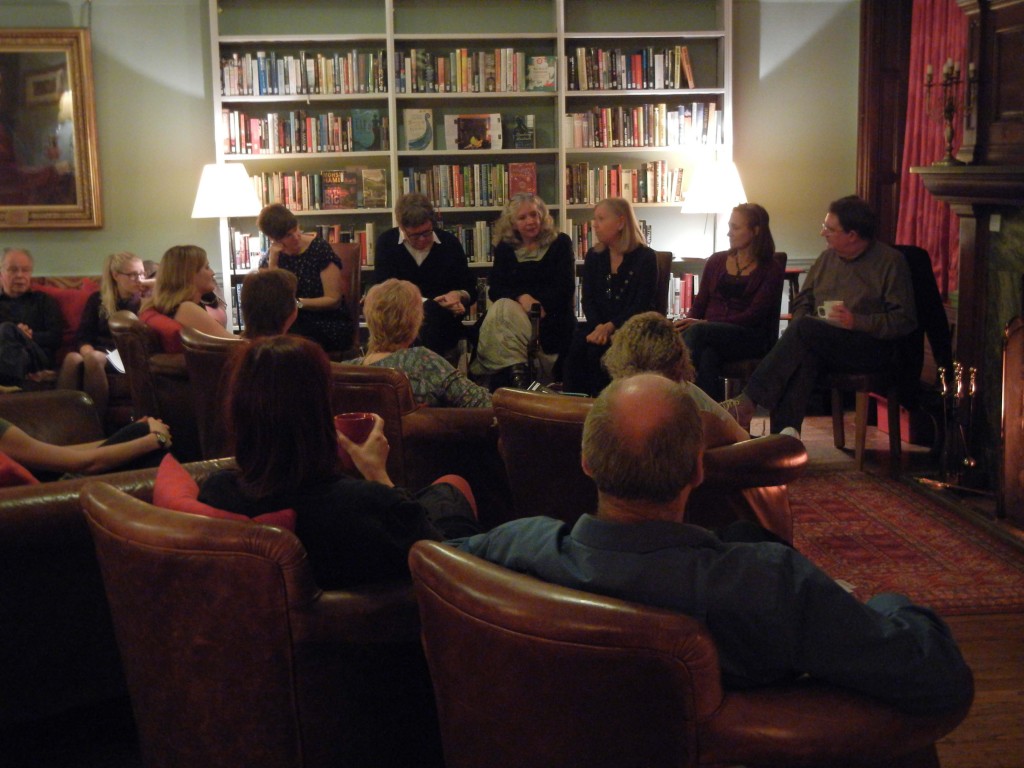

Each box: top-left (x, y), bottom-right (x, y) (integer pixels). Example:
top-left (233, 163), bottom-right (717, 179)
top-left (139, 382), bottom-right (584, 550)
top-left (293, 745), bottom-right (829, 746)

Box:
top-left (56, 251), bottom-right (146, 414)
top-left (257, 203), bottom-right (352, 353)
top-left (198, 335), bottom-right (480, 589)
top-left (674, 203), bottom-right (784, 400)
top-left (471, 193), bottom-right (576, 385)
top-left (563, 197), bottom-right (658, 396)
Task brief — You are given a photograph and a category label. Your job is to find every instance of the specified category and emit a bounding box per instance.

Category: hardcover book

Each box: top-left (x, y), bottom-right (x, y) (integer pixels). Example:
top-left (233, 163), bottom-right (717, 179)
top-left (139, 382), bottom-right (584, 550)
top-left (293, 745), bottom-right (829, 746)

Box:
top-left (455, 114), bottom-right (496, 150)
top-left (350, 109), bottom-right (382, 151)
top-left (507, 114), bottom-right (536, 149)
top-left (361, 168), bottom-right (388, 208)
top-left (403, 108), bottom-right (433, 150)
top-left (321, 169), bottom-right (359, 209)
top-left (508, 162), bottom-right (538, 195)
top-left (526, 55), bottom-right (557, 92)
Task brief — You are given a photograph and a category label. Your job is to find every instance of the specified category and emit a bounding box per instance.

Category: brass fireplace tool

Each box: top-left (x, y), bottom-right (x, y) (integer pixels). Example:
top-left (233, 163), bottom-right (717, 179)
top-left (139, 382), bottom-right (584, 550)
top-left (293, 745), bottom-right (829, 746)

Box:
top-left (937, 362), bottom-right (978, 484)
top-left (924, 58), bottom-right (976, 167)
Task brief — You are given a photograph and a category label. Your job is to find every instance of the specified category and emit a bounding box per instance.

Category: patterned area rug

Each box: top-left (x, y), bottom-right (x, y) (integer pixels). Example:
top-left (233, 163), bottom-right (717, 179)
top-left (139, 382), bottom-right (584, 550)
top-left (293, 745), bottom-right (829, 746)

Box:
top-left (790, 471), bottom-right (1024, 616)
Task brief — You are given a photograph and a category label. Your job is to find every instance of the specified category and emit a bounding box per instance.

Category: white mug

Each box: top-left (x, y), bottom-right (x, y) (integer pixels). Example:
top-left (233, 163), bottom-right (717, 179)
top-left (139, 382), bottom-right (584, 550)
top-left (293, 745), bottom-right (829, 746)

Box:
top-left (816, 300), bottom-right (845, 319)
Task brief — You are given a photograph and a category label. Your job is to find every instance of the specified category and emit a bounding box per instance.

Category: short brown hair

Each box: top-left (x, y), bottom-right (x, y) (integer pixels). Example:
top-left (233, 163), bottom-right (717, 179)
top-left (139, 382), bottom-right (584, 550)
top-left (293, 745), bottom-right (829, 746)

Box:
top-left (582, 374), bottom-right (702, 503)
top-left (395, 192), bottom-right (435, 230)
top-left (241, 268), bottom-right (297, 338)
top-left (603, 311), bottom-right (695, 383)
top-left (363, 278), bottom-right (424, 353)
top-left (257, 203), bottom-right (299, 241)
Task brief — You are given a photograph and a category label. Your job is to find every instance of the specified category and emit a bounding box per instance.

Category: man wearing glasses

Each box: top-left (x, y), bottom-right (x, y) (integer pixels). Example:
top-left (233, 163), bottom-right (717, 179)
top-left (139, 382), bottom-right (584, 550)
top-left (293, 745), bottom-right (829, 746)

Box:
top-left (720, 196), bottom-right (916, 437)
top-left (0, 247), bottom-right (62, 388)
top-left (374, 192), bottom-right (475, 357)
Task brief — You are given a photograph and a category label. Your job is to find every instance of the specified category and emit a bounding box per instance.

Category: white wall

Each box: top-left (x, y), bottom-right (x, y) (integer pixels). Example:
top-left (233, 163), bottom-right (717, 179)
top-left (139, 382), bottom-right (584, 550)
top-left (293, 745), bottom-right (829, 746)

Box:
top-left (734, 0), bottom-right (861, 267)
top-left (0, 0), bottom-right (219, 276)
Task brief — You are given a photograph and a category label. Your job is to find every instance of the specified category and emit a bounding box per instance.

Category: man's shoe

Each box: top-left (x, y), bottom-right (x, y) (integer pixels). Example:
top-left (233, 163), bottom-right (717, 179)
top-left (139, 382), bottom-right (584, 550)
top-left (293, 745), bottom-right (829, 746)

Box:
top-left (719, 395), bottom-right (753, 432)
top-left (510, 364), bottom-right (530, 389)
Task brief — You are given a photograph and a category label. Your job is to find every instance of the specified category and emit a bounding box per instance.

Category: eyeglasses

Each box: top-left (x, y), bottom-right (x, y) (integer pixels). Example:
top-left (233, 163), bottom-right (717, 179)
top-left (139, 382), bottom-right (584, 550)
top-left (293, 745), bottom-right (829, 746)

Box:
top-left (820, 221), bottom-right (842, 234)
top-left (117, 271), bottom-right (146, 280)
top-left (2, 266), bottom-right (31, 275)
top-left (404, 226), bottom-right (434, 241)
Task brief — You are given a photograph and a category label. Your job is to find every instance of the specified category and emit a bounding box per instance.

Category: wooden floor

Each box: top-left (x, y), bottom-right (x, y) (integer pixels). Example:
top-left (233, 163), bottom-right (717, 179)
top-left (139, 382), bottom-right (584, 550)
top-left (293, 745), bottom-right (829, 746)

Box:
top-left (6, 413), bottom-right (1023, 767)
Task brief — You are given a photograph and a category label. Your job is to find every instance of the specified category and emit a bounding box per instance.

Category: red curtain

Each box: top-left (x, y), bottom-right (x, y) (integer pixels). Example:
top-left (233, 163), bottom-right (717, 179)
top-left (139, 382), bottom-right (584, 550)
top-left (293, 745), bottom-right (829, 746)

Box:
top-left (895, 0), bottom-right (968, 299)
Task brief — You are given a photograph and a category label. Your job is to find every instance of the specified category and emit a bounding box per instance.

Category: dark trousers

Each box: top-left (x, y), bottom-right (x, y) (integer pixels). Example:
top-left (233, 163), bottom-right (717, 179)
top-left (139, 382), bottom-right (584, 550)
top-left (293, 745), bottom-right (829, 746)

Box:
top-left (419, 299), bottom-right (466, 357)
top-left (0, 321), bottom-right (51, 385)
top-left (563, 324), bottom-right (611, 397)
top-left (744, 316), bottom-right (893, 433)
top-left (683, 321), bottom-right (769, 401)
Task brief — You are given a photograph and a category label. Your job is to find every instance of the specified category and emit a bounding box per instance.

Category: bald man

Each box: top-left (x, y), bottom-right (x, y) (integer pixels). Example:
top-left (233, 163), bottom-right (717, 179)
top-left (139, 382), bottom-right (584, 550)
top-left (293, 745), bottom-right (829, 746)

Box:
top-left (450, 373), bottom-right (972, 715)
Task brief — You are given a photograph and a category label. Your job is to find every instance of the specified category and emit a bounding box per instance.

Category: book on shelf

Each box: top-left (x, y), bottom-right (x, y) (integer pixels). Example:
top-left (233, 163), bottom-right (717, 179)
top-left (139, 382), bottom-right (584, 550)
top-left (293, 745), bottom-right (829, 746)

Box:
top-left (450, 113), bottom-right (502, 150)
top-left (508, 162), bottom-right (538, 195)
top-left (507, 114), bottom-right (536, 149)
top-left (403, 108), bottom-right (433, 150)
top-left (350, 109), bottom-right (383, 152)
top-left (680, 46), bottom-right (695, 89)
top-left (321, 170), bottom-right (359, 209)
top-left (361, 168), bottom-right (388, 208)
top-left (526, 55), bottom-right (557, 92)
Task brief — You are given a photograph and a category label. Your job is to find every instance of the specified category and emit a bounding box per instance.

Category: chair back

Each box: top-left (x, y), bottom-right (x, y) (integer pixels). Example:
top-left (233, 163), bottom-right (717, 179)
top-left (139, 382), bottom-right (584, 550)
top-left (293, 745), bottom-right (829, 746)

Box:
top-left (109, 310), bottom-right (201, 461)
top-left (0, 389), bottom-right (104, 445)
top-left (329, 363), bottom-right (418, 483)
top-left (330, 241), bottom-right (362, 356)
top-left (408, 540), bottom-right (722, 768)
top-left (896, 244), bottom-right (952, 396)
top-left (82, 481), bottom-right (433, 768)
top-left (655, 250), bottom-right (673, 315)
top-left (764, 251), bottom-right (787, 347)
top-left (180, 327), bottom-right (247, 459)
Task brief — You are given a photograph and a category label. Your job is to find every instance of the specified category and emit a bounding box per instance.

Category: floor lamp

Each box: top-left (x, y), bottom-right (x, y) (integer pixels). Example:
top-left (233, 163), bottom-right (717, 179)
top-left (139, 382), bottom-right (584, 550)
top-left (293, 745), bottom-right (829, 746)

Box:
top-left (678, 158), bottom-right (747, 255)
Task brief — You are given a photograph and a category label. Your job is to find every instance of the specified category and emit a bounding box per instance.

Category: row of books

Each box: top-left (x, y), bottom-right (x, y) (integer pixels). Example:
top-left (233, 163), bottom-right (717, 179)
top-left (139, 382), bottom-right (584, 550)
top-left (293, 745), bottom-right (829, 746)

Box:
top-left (566, 161), bottom-right (684, 205)
top-left (569, 219), bottom-right (653, 259)
top-left (401, 108), bottom-right (537, 151)
top-left (563, 102), bottom-right (721, 148)
top-left (222, 108), bottom-right (388, 156)
top-left (229, 221), bottom-right (379, 273)
top-left (220, 49), bottom-right (388, 97)
top-left (394, 49), bottom-right (557, 94)
top-left (442, 221), bottom-right (495, 264)
top-left (249, 168), bottom-right (389, 212)
top-left (399, 161), bottom-right (538, 210)
top-left (566, 45), bottom-right (695, 91)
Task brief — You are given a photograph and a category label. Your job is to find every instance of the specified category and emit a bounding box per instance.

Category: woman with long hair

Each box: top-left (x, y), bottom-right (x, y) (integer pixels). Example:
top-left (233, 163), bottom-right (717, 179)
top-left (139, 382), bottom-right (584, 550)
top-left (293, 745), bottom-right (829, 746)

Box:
top-left (675, 203), bottom-right (785, 400)
top-left (198, 335), bottom-right (480, 588)
top-left (471, 193), bottom-right (576, 386)
top-left (563, 197), bottom-right (658, 396)
top-left (56, 251), bottom-right (146, 414)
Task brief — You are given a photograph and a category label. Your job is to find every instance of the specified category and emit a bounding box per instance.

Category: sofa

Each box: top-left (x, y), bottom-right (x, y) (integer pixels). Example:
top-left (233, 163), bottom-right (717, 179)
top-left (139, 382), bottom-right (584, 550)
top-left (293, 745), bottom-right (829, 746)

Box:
top-left (0, 390), bottom-right (232, 726)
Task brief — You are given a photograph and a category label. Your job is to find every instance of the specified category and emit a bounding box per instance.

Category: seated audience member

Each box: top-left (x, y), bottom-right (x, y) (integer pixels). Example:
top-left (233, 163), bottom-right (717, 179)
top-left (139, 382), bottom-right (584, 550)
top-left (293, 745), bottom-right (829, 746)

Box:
top-left (140, 245), bottom-right (235, 352)
top-left (374, 192), bottom-right (474, 357)
top-left (257, 203), bottom-right (352, 353)
top-left (1, 411), bottom-right (171, 479)
top-left (57, 251), bottom-right (146, 414)
top-left (240, 268), bottom-right (298, 339)
top-left (470, 193), bottom-right (576, 387)
top-left (674, 203), bottom-right (785, 400)
top-left (450, 374), bottom-right (973, 715)
top-left (198, 335), bottom-right (482, 589)
top-left (721, 196), bottom-right (916, 437)
top-left (0, 247), bottom-right (62, 388)
top-left (563, 197), bottom-right (658, 396)
top-left (603, 311), bottom-right (749, 447)
top-left (354, 279), bottom-right (491, 408)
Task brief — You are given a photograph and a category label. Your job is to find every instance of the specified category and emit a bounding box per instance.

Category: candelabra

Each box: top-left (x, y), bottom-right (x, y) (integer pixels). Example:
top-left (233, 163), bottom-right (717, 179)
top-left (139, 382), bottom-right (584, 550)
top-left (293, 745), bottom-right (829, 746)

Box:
top-left (924, 58), bottom-right (975, 167)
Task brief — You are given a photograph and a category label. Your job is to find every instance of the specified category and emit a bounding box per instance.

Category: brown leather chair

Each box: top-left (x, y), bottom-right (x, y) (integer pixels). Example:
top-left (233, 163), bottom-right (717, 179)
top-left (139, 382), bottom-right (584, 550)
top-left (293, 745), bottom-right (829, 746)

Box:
top-left (81, 481), bottom-right (442, 768)
top-left (409, 539), bottom-right (971, 768)
top-left (0, 388), bottom-right (105, 447)
top-left (330, 240), bottom-right (363, 358)
top-left (180, 327), bottom-right (246, 459)
top-left (492, 387), bottom-right (805, 541)
top-left (108, 310), bottom-right (201, 462)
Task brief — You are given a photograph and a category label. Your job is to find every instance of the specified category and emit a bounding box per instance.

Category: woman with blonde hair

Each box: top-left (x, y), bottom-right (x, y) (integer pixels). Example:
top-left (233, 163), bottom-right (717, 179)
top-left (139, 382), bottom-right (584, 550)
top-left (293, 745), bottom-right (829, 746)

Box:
top-left (564, 197), bottom-right (658, 395)
top-left (140, 245), bottom-right (234, 352)
top-left (470, 193), bottom-right (576, 386)
top-left (355, 278), bottom-right (491, 408)
top-left (57, 251), bottom-right (146, 414)
top-left (603, 311), bottom-right (749, 447)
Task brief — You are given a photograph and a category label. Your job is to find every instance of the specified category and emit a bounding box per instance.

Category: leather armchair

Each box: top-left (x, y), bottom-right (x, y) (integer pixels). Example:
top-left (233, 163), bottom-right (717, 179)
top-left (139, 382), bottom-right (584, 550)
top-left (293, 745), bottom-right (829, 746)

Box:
top-left (492, 387), bottom-right (806, 541)
top-left (409, 540), bottom-right (972, 768)
top-left (82, 481), bottom-right (441, 768)
top-left (109, 310), bottom-right (201, 462)
top-left (0, 388), bottom-right (105, 447)
top-left (180, 326), bottom-right (246, 459)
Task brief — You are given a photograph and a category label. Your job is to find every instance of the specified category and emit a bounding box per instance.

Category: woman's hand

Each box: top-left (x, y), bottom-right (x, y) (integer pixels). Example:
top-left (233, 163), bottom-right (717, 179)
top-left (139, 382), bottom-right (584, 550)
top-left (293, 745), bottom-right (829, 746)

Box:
top-left (586, 321), bottom-right (615, 345)
top-left (337, 415), bottom-right (393, 486)
top-left (142, 417), bottom-right (173, 449)
top-left (266, 242), bottom-right (282, 268)
top-left (434, 291), bottom-right (466, 317)
top-left (517, 294), bottom-right (545, 318)
top-left (673, 317), bottom-right (703, 332)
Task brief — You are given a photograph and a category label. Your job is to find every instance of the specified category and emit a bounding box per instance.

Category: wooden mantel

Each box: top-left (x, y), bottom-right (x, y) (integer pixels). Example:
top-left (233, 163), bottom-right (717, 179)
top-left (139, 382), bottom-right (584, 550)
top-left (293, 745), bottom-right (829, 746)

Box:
top-left (912, 166), bottom-right (1024, 208)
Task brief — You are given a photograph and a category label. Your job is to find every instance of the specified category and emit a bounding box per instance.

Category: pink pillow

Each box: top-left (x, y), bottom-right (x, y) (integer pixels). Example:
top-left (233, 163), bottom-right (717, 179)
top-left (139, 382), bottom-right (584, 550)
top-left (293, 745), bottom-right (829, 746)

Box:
top-left (32, 280), bottom-right (100, 350)
top-left (139, 308), bottom-right (185, 354)
top-left (0, 451), bottom-right (39, 488)
top-left (153, 454), bottom-right (296, 530)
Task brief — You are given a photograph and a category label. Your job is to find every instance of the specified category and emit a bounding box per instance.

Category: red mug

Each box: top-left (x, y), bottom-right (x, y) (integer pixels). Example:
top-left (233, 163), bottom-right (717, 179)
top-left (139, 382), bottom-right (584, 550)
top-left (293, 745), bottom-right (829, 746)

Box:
top-left (334, 412), bottom-right (375, 472)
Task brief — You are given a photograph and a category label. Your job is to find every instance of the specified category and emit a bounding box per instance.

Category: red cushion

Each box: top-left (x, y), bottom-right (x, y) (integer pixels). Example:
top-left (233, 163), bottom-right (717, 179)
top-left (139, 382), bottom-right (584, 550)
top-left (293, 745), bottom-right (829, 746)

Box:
top-left (31, 280), bottom-right (100, 350)
top-left (153, 454), bottom-right (296, 530)
top-left (0, 451), bottom-right (40, 488)
top-left (139, 308), bottom-right (185, 354)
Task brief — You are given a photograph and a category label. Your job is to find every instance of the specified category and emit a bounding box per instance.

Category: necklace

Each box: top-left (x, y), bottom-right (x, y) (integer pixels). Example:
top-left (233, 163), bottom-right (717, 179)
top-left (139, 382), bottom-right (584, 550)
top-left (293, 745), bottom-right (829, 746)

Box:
top-left (730, 252), bottom-right (757, 276)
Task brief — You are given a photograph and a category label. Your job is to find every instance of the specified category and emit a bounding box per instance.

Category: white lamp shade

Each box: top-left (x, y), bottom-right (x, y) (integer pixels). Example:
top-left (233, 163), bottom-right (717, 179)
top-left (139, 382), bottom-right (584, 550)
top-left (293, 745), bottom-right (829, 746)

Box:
top-left (191, 163), bottom-right (262, 218)
top-left (679, 159), bottom-right (747, 214)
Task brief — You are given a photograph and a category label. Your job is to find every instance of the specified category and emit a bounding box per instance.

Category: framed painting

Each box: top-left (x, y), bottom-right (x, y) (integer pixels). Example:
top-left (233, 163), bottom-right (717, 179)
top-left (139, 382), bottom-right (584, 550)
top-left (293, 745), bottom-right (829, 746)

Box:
top-left (0, 29), bottom-right (102, 229)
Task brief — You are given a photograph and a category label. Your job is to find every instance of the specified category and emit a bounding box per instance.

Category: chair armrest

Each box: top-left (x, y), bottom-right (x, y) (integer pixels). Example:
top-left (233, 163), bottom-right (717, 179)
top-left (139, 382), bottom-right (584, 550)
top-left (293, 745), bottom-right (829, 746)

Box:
top-left (298, 582), bottom-right (420, 645)
top-left (703, 434), bottom-right (807, 489)
top-left (402, 407), bottom-right (496, 444)
top-left (0, 390), bottom-right (105, 445)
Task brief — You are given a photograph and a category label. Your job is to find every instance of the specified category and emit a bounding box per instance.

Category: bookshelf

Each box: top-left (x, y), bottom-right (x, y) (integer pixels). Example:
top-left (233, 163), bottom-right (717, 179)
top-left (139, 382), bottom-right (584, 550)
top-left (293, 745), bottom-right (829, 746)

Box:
top-left (206, 0), bottom-right (732, 328)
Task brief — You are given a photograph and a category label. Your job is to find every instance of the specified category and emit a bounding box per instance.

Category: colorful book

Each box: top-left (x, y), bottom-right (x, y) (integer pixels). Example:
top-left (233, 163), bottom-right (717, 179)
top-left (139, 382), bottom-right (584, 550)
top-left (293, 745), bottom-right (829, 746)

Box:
top-left (361, 168), bottom-right (388, 208)
top-left (526, 55), bottom-right (557, 92)
top-left (508, 162), bottom-right (537, 195)
top-left (403, 108), bottom-right (433, 150)
top-left (321, 169), bottom-right (359, 209)
top-left (350, 109), bottom-right (381, 151)
top-left (455, 114), bottom-right (497, 150)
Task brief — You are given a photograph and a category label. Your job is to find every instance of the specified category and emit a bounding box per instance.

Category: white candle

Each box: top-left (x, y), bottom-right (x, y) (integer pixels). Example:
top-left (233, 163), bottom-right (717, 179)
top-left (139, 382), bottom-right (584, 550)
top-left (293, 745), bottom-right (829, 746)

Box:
top-left (926, 64), bottom-right (933, 78)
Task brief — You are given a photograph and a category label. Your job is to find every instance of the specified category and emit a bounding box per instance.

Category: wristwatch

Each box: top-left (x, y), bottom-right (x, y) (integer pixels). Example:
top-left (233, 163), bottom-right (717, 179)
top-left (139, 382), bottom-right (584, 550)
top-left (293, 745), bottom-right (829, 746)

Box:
top-left (154, 432), bottom-right (168, 448)
top-left (296, 298), bottom-right (304, 309)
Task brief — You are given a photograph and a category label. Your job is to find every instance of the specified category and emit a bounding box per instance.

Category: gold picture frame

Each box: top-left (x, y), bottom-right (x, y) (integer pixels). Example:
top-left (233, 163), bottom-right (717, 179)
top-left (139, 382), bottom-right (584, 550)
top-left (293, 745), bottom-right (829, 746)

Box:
top-left (0, 29), bottom-right (102, 229)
